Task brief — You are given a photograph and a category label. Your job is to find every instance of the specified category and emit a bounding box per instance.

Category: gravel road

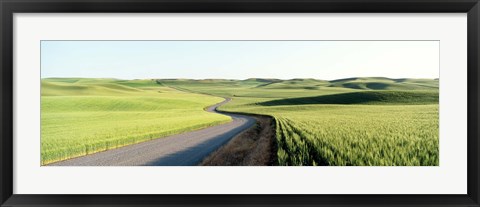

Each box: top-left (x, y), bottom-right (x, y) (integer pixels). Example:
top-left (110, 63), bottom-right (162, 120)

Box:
top-left (48, 98), bottom-right (256, 166)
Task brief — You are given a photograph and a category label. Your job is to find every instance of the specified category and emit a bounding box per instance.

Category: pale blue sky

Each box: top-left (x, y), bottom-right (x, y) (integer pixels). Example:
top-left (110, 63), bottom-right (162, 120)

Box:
top-left (41, 41), bottom-right (439, 80)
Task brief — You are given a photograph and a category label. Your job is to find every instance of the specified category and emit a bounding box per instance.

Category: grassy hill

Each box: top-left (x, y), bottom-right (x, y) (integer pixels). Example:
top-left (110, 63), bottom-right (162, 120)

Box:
top-left (328, 77), bottom-right (438, 90)
top-left (258, 90), bottom-right (438, 106)
top-left (159, 77), bottom-right (438, 94)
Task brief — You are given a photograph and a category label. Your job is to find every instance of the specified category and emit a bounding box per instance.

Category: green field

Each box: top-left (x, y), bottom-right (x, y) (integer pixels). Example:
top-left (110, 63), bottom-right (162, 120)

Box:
top-left (42, 77), bottom-right (439, 166)
top-left (41, 78), bottom-right (231, 165)
top-left (159, 77), bottom-right (439, 166)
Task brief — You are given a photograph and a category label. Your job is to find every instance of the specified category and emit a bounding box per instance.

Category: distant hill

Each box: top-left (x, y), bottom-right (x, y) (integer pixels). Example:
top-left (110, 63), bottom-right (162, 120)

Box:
top-left (43, 77), bottom-right (439, 106)
top-left (42, 77), bottom-right (438, 97)
top-left (42, 78), bottom-right (162, 96)
top-left (327, 77), bottom-right (438, 90)
top-left (157, 77), bottom-right (438, 91)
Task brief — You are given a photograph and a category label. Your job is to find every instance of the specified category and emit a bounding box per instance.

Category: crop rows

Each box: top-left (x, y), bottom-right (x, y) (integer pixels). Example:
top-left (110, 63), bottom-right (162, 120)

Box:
top-left (274, 105), bottom-right (439, 166)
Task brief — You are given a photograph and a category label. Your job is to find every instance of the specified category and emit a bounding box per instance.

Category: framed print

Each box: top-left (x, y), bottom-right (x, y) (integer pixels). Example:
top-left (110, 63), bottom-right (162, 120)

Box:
top-left (1, 0), bottom-right (479, 206)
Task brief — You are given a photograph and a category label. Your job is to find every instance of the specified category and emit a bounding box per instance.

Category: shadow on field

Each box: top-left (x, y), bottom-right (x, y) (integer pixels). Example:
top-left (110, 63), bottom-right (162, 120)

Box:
top-left (257, 91), bottom-right (438, 106)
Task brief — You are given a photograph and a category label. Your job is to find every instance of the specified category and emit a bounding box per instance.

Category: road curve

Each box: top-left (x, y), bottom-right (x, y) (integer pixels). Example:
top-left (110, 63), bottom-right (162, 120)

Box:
top-left (48, 98), bottom-right (256, 166)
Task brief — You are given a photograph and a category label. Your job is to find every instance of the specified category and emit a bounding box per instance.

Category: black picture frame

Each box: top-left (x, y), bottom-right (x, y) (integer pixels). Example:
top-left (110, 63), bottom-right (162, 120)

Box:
top-left (1, 0), bottom-right (479, 206)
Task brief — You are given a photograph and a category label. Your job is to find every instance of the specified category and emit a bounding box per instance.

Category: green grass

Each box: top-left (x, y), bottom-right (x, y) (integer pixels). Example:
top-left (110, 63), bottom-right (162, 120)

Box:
top-left (41, 79), bottom-right (231, 165)
top-left (160, 77), bottom-right (439, 166)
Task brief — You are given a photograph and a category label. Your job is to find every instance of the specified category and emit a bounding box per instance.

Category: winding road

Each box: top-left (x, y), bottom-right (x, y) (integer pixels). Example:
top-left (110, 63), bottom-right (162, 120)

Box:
top-left (49, 98), bottom-right (256, 166)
